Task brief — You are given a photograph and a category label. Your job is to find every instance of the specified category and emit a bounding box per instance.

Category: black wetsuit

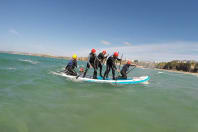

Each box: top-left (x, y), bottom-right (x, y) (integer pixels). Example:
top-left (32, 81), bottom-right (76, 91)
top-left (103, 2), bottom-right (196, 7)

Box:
top-left (103, 56), bottom-right (121, 80)
top-left (65, 59), bottom-right (77, 76)
top-left (83, 53), bottom-right (97, 79)
top-left (118, 64), bottom-right (135, 79)
top-left (96, 53), bottom-right (107, 77)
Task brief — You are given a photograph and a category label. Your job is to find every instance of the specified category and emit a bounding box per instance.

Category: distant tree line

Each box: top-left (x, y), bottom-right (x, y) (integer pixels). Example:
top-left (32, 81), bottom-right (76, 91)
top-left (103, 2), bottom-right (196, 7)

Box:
top-left (156, 60), bottom-right (198, 73)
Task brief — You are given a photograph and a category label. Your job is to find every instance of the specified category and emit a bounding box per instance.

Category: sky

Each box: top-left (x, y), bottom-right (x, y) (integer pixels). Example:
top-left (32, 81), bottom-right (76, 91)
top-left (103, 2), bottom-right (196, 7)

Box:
top-left (0, 0), bottom-right (198, 61)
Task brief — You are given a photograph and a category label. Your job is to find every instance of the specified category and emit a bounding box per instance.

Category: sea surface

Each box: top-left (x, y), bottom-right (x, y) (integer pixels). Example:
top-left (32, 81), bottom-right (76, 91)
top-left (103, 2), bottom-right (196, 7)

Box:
top-left (0, 53), bottom-right (198, 132)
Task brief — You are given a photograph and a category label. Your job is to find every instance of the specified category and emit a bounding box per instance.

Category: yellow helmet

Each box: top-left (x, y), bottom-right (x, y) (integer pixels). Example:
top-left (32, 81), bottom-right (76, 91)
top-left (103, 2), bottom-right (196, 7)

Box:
top-left (72, 54), bottom-right (77, 59)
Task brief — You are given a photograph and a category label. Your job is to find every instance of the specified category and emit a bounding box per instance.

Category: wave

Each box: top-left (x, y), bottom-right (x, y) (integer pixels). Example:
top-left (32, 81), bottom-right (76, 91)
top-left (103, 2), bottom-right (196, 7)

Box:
top-left (193, 74), bottom-right (198, 78)
top-left (18, 59), bottom-right (39, 64)
top-left (7, 67), bottom-right (16, 70)
top-left (158, 71), bottom-right (164, 74)
top-left (50, 71), bottom-right (62, 76)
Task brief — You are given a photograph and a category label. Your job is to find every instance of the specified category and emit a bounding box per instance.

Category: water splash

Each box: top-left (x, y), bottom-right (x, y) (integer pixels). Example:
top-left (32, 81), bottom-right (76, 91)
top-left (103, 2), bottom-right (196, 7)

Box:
top-left (142, 81), bottom-right (149, 85)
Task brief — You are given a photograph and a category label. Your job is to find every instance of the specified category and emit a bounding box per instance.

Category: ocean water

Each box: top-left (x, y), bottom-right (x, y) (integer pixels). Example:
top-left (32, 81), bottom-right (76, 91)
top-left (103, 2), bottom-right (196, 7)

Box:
top-left (0, 53), bottom-right (198, 132)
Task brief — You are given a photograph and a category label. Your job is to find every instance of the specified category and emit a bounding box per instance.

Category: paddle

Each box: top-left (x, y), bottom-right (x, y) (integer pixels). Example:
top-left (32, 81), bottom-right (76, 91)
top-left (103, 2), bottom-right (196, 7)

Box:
top-left (78, 54), bottom-right (92, 79)
top-left (118, 53), bottom-right (123, 71)
top-left (76, 72), bottom-right (83, 79)
top-left (76, 67), bottom-right (84, 79)
top-left (115, 53), bottom-right (123, 85)
top-left (126, 65), bottom-right (136, 74)
top-left (116, 53), bottom-right (123, 77)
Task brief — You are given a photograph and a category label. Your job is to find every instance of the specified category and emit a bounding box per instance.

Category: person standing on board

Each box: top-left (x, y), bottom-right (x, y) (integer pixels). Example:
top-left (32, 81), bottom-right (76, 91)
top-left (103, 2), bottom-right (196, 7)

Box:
top-left (117, 60), bottom-right (136, 79)
top-left (96, 50), bottom-right (108, 77)
top-left (103, 52), bottom-right (122, 80)
top-left (83, 49), bottom-right (98, 79)
top-left (65, 54), bottom-right (78, 76)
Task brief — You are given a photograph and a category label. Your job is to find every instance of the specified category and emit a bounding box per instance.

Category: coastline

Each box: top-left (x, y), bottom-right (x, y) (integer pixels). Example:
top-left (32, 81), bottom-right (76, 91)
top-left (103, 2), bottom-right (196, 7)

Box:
top-left (0, 51), bottom-right (88, 61)
top-left (155, 68), bottom-right (198, 76)
top-left (1, 51), bottom-right (198, 76)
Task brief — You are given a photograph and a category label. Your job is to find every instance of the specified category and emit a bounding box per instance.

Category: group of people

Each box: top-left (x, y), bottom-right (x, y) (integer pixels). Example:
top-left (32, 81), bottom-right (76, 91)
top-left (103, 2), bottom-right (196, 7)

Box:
top-left (65, 49), bottom-right (136, 80)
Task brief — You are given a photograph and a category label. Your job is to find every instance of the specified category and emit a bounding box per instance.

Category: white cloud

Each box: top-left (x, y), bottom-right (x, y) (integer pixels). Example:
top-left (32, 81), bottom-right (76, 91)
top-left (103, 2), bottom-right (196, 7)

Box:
top-left (1, 39), bottom-right (197, 62)
top-left (9, 29), bottom-right (19, 35)
top-left (46, 41), bottom-right (198, 61)
top-left (123, 41), bottom-right (132, 46)
top-left (102, 41), bottom-right (198, 61)
top-left (101, 40), bottom-right (111, 45)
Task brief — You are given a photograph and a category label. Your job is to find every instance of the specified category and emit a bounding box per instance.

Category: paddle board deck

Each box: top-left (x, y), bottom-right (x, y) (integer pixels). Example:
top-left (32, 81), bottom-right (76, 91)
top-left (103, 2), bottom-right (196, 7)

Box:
top-left (54, 72), bottom-right (150, 84)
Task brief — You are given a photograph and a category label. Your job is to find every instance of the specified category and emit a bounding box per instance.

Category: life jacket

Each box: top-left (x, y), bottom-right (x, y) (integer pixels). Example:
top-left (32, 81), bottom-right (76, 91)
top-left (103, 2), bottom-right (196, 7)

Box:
top-left (67, 60), bottom-right (73, 67)
top-left (66, 60), bottom-right (77, 69)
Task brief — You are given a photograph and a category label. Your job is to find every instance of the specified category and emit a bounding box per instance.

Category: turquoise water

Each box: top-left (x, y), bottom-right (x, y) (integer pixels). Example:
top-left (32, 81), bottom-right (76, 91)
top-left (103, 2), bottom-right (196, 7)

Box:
top-left (0, 53), bottom-right (198, 132)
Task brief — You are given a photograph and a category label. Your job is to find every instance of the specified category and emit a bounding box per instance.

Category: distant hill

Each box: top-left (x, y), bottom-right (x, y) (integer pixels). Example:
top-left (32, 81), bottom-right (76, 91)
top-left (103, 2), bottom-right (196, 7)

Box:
top-left (2, 51), bottom-right (197, 73)
top-left (156, 60), bottom-right (198, 73)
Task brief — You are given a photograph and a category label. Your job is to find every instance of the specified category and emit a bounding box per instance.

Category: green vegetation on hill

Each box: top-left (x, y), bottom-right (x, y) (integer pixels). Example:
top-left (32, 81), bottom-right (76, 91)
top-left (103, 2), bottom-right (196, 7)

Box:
top-left (156, 60), bottom-right (198, 73)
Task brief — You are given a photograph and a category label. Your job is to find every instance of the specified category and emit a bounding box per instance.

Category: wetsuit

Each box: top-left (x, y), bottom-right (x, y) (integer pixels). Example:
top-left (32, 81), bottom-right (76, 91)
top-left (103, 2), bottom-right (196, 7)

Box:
top-left (118, 64), bottom-right (135, 79)
top-left (96, 53), bottom-right (107, 77)
top-left (83, 53), bottom-right (97, 79)
top-left (103, 56), bottom-right (121, 80)
top-left (65, 59), bottom-right (77, 76)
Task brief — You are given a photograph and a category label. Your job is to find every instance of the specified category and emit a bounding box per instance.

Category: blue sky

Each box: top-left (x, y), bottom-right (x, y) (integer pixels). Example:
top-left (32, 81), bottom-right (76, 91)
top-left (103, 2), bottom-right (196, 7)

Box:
top-left (0, 0), bottom-right (198, 61)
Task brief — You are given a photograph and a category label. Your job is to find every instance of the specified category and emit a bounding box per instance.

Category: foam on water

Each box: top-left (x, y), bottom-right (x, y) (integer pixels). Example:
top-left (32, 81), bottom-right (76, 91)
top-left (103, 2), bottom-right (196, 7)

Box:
top-left (18, 59), bottom-right (39, 64)
top-left (7, 67), bottom-right (16, 70)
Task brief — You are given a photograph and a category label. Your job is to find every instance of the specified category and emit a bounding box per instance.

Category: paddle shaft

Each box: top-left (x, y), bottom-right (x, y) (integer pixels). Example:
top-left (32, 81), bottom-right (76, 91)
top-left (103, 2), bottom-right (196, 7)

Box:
top-left (118, 54), bottom-right (123, 70)
top-left (126, 65), bottom-right (136, 74)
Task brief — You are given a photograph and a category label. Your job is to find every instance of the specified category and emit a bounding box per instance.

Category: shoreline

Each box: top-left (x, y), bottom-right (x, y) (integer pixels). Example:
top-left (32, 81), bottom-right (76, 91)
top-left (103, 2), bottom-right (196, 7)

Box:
top-left (0, 51), bottom-right (84, 60)
top-left (1, 51), bottom-right (198, 76)
top-left (155, 68), bottom-right (198, 76)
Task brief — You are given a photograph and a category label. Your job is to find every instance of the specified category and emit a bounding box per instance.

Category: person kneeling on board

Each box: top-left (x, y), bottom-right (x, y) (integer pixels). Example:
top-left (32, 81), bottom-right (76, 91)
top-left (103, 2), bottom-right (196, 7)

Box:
top-left (96, 50), bottom-right (108, 77)
top-left (65, 54), bottom-right (78, 76)
top-left (83, 48), bottom-right (98, 79)
top-left (117, 61), bottom-right (136, 79)
top-left (103, 52), bottom-right (122, 80)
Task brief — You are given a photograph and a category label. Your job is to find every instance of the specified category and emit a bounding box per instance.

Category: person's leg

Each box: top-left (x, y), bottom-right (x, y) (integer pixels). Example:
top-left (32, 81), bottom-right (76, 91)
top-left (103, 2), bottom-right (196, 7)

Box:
top-left (66, 67), bottom-right (76, 76)
top-left (93, 69), bottom-right (97, 79)
top-left (71, 69), bottom-right (77, 76)
top-left (111, 66), bottom-right (116, 80)
top-left (65, 70), bottom-right (69, 75)
top-left (65, 66), bottom-right (70, 75)
top-left (99, 63), bottom-right (103, 77)
top-left (92, 63), bottom-right (97, 79)
top-left (117, 71), bottom-right (126, 79)
top-left (103, 64), bottom-right (110, 79)
top-left (83, 63), bottom-right (90, 77)
top-left (121, 71), bottom-right (127, 79)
